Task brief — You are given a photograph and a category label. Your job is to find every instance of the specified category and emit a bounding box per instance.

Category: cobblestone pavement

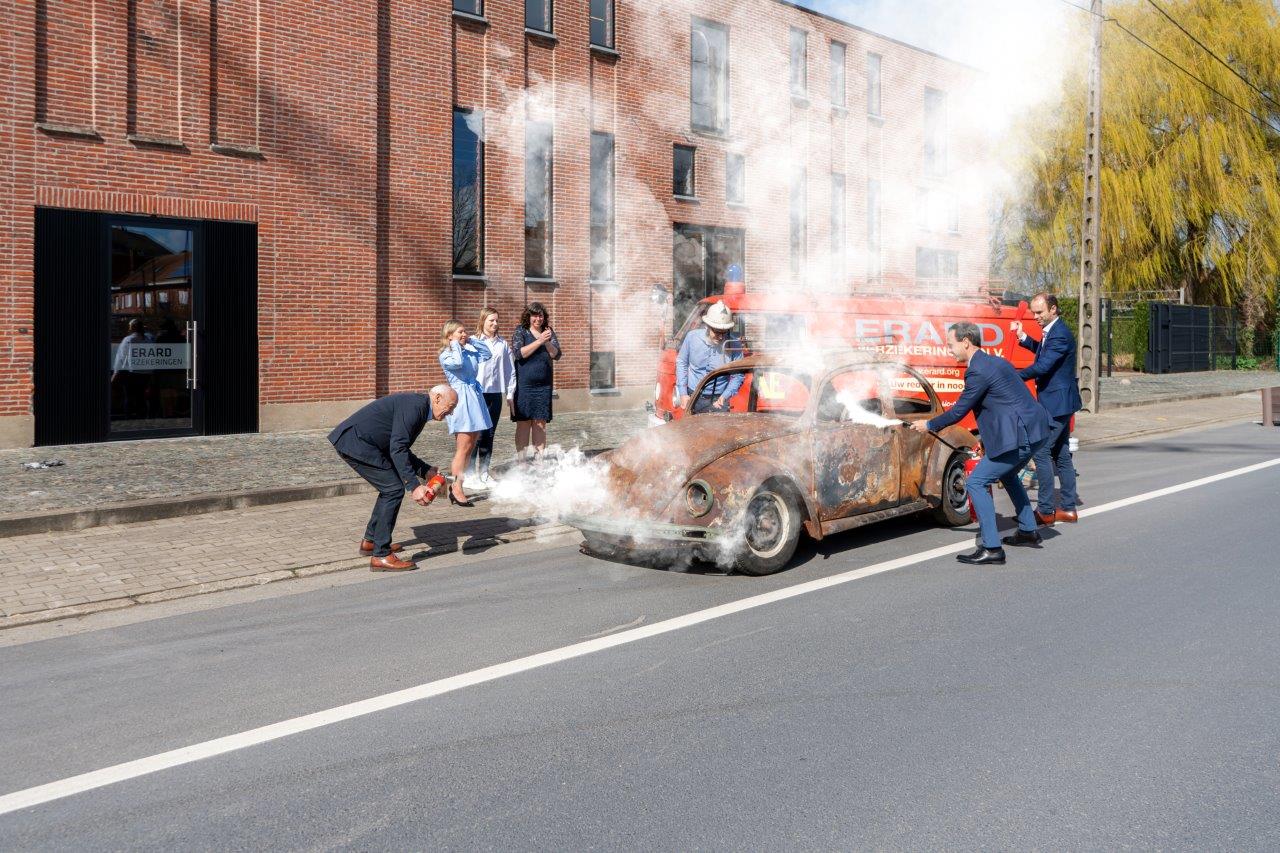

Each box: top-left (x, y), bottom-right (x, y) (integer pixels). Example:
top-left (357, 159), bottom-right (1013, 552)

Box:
top-left (0, 391), bottom-right (1268, 627)
top-left (1, 409), bottom-right (651, 515)
top-left (1, 371), bottom-right (1273, 518)
top-left (0, 489), bottom-right (556, 624)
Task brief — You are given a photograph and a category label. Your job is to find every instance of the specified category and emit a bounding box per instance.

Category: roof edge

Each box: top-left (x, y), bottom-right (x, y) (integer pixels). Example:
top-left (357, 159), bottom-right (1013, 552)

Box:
top-left (774, 0), bottom-right (980, 72)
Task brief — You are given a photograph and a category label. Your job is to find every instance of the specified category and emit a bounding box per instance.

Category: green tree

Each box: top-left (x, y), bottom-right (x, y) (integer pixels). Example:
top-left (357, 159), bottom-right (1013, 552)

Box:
top-left (995, 0), bottom-right (1280, 332)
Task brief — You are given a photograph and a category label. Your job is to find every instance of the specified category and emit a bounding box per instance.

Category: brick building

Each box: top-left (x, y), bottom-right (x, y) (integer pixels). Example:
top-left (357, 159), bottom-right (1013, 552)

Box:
top-left (0, 0), bottom-right (987, 447)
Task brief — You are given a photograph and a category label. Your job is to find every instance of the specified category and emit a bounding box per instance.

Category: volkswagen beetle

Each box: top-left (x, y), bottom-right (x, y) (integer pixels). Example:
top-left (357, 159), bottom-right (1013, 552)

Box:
top-left (566, 353), bottom-right (977, 575)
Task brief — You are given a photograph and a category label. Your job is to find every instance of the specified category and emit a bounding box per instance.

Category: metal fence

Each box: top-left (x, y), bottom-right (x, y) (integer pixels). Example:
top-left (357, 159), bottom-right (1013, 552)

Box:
top-left (1144, 303), bottom-right (1239, 373)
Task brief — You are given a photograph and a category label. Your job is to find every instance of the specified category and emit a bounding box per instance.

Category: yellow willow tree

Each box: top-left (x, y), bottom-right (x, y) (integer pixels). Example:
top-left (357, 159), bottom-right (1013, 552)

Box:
top-left (995, 0), bottom-right (1280, 332)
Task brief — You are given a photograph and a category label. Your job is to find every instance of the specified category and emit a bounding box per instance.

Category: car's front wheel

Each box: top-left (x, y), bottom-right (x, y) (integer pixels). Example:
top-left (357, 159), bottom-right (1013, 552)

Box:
top-left (734, 485), bottom-right (802, 576)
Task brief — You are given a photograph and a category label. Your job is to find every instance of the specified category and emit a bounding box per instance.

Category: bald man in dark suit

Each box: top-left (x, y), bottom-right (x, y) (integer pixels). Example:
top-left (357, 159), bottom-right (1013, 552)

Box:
top-left (329, 385), bottom-right (458, 571)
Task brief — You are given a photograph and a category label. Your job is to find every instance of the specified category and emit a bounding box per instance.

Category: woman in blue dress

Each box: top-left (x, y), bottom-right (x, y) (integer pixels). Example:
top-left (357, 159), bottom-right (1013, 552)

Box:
top-left (439, 319), bottom-right (492, 506)
top-left (511, 302), bottom-right (560, 460)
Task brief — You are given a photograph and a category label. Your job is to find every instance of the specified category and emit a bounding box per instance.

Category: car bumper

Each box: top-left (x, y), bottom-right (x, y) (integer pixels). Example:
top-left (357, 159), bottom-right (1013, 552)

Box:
top-left (564, 513), bottom-right (723, 550)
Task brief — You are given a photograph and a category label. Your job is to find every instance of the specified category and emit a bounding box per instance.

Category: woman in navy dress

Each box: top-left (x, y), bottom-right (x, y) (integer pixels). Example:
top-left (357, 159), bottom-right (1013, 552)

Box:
top-left (511, 302), bottom-right (560, 460)
top-left (439, 319), bottom-right (492, 505)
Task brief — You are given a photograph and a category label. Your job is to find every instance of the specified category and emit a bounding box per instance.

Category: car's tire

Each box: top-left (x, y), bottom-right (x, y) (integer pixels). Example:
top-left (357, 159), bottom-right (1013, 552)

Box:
top-left (933, 452), bottom-right (971, 527)
top-left (734, 484), bottom-right (803, 576)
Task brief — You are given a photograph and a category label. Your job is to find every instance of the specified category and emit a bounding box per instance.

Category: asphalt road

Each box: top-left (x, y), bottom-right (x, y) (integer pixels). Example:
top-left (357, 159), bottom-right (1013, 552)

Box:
top-left (1, 421), bottom-right (1278, 850)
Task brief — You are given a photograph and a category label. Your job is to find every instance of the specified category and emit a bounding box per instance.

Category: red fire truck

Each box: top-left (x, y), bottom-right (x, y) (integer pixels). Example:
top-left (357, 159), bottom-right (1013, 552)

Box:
top-left (649, 281), bottom-right (1041, 431)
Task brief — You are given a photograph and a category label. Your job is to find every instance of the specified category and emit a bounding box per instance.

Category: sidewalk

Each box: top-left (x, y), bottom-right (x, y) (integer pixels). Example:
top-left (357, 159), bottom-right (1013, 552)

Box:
top-left (0, 388), bottom-right (1268, 629)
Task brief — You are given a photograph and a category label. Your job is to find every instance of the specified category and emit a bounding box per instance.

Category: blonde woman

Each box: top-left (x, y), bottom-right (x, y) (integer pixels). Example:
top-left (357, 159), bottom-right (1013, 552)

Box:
top-left (470, 307), bottom-right (515, 488)
top-left (438, 320), bottom-right (492, 506)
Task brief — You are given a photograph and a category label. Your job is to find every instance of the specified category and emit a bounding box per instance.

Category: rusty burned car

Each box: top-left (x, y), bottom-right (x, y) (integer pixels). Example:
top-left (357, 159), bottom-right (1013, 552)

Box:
top-left (567, 353), bottom-right (978, 575)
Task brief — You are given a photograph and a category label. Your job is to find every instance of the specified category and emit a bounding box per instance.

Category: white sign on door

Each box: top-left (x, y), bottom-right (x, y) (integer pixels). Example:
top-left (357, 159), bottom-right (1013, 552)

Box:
top-left (112, 343), bottom-right (190, 370)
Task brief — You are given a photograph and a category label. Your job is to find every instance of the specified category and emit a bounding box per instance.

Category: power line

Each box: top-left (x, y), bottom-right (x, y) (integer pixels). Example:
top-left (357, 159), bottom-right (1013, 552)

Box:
top-left (1108, 18), bottom-right (1270, 128)
top-left (1143, 0), bottom-right (1280, 113)
top-left (1050, 0), bottom-right (1272, 128)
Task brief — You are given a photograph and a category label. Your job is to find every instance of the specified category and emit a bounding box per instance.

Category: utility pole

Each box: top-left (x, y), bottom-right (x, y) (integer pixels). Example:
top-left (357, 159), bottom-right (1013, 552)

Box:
top-left (1077, 0), bottom-right (1104, 412)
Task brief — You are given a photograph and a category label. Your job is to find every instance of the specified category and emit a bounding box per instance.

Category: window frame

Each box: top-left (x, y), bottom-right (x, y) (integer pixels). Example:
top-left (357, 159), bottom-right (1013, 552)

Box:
top-left (690, 18), bottom-right (730, 135)
top-left (589, 0), bottom-right (613, 49)
top-left (525, 0), bottom-right (553, 34)
top-left (789, 28), bottom-right (808, 100)
top-left (789, 166), bottom-right (807, 278)
top-left (866, 178), bottom-right (881, 284)
top-left (923, 87), bottom-right (949, 177)
top-left (524, 119), bottom-right (554, 279)
top-left (590, 131), bottom-right (616, 283)
top-left (673, 143), bottom-right (698, 199)
top-left (830, 41), bottom-right (846, 109)
top-left (452, 107), bottom-right (485, 276)
top-left (830, 172), bottom-right (845, 287)
top-left (866, 52), bottom-right (882, 118)
top-left (453, 0), bottom-right (482, 16)
top-left (725, 152), bottom-right (746, 205)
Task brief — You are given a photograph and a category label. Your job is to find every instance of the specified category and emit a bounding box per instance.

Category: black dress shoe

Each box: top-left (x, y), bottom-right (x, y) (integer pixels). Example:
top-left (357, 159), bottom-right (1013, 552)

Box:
top-left (1001, 529), bottom-right (1042, 547)
top-left (956, 546), bottom-right (1006, 565)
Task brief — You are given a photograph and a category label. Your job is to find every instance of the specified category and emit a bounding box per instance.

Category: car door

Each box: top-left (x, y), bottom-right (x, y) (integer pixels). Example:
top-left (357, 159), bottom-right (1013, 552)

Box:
top-left (811, 367), bottom-right (900, 521)
top-left (881, 365), bottom-right (938, 502)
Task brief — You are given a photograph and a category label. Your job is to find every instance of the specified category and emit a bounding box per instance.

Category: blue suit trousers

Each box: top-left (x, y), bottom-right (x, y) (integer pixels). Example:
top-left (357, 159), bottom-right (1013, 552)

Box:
top-left (967, 432), bottom-right (1047, 549)
top-left (1033, 413), bottom-right (1077, 514)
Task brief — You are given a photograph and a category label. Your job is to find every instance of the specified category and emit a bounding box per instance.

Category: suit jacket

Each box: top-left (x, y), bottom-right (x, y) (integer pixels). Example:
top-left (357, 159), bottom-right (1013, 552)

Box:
top-left (328, 392), bottom-right (433, 490)
top-left (1018, 319), bottom-right (1083, 418)
top-left (928, 350), bottom-right (1049, 457)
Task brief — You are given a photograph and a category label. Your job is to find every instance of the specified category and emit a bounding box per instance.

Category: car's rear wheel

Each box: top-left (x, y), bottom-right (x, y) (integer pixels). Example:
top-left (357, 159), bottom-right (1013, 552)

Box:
top-left (933, 452), bottom-right (971, 527)
top-left (734, 485), bottom-right (802, 576)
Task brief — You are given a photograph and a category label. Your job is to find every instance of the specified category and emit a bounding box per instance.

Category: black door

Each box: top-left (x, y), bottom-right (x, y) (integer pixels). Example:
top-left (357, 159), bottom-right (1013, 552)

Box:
top-left (34, 209), bottom-right (110, 446)
top-left (34, 210), bottom-right (258, 445)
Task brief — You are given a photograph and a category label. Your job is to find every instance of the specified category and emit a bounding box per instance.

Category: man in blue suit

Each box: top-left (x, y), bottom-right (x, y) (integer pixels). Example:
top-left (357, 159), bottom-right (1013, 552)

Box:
top-left (329, 385), bottom-right (458, 571)
top-left (911, 322), bottom-right (1050, 564)
top-left (1012, 293), bottom-right (1083, 526)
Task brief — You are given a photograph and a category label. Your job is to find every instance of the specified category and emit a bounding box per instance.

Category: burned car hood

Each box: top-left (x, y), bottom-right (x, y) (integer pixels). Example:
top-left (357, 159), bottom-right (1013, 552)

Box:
top-left (600, 413), bottom-right (803, 515)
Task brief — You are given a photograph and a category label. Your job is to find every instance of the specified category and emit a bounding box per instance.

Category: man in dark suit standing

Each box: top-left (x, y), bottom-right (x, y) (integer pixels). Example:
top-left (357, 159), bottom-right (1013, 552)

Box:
top-left (329, 385), bottom-right (459, 571)
top-left (911, 322), bottom-right (1050, 564)
top-left (1012, 293), bottom-right (1083, 526)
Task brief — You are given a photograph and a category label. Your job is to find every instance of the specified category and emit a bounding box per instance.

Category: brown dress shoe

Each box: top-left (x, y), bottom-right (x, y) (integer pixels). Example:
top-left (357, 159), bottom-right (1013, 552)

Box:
top-left (369, 554), bottom-right (416, 572)
top-left (360, 540), bottom-right (403, 554)
top-left (1034, 510), bottom-right (1056, 527)
top-left (1055, 509), bottom-right (1079, 523)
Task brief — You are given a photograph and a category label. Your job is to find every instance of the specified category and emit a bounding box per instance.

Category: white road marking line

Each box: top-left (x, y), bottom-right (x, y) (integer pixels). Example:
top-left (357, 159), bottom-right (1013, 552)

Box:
top-left (2, 456), bottom-right (1278, 817)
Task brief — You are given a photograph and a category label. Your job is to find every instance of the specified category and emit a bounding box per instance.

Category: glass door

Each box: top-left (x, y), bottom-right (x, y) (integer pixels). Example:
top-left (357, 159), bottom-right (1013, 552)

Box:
top-left (108, 222), bottom-right (195, 435)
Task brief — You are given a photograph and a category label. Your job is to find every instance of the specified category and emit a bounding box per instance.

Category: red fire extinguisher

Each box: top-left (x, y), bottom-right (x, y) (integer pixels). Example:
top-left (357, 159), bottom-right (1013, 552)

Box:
top-left (962, 446), bottom-right (988, 523)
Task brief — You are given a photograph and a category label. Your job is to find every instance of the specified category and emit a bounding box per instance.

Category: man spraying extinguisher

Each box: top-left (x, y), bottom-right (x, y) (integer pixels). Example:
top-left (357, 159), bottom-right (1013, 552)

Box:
top-left (910, 322), bottom-right (1050, 565)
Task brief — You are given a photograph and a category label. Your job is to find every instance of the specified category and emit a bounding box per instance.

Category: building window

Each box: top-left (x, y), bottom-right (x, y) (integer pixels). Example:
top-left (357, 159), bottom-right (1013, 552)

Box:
top-left (453, 0), bottom-right (482, 16)
top-left (789, 28), bottom-right (807, 99)
top-left (726, 153), bottom-right (745, 205)
top-left (831, 173), bottom-right (845, 286)
top-left (790, 166), bottom-right (806, 277)
top-left (867, 53), bottom-right (882, 117)
top-left (690, 19), bottom-right (729, 134)
top-left (924, 88), bottom-right (948, 176)
top-left (590, 0), bottom-right (613, 48)
top-left (525, 120), bottom-right (554, 278)
top-left (867, 178), bottom-right (881, 283)
top-left (452, 108), bottom-right (484, 275)
top-left (526, 0), bottom-right (551, 33)
top-left (590, 351), bottom-right (616, 390)
top-left (673, 144), bottom-right (697, 198)
top-left (590, 131), bottom-right (615, 281)
top-left (916, 247), bottom-right (959, 286)
top-left (830, 41), bottom-right (846, 109)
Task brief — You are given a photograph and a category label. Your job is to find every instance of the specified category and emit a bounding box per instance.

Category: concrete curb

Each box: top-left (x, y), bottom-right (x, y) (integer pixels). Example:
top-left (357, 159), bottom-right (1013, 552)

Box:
top-left (0, 522), bottom-right (577, 630)
top-left (1099, 387), bottom-right (1270, 410)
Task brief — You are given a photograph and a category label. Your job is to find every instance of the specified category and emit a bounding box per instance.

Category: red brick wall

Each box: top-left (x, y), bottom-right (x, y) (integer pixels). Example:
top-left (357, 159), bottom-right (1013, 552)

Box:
top-left (0, 0), bottom-right (990, 432)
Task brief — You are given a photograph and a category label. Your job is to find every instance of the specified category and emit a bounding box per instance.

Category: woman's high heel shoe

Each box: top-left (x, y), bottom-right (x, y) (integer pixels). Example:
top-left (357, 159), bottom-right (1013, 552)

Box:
top-left (448, 489), bottom-right (475, 508)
